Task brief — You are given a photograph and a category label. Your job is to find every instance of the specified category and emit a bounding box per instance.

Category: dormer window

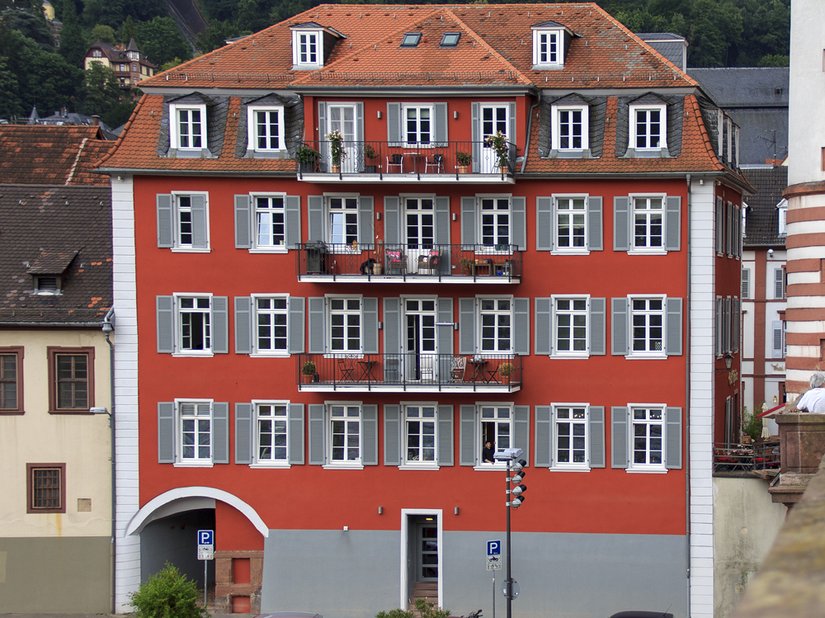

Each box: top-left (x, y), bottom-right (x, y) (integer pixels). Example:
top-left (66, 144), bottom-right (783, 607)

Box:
top-left (293, 29), bottom-right (322, 68)
top-left (552, 104), bottom-right (588, 151)
top-left (777, 198), bottom-right (788, 236)
top-left (34, 275), bottom-right (60, 295)
top-left (170, 103), bottom-right (207, 150)
top-left (532, 22), bottom-right (571, 68)
top-left (248, 105), bottom-right (285, 152)
top-left (28, 250), bottom-right (75, 296)
top-left (629, 103), bottom-right (667, 151)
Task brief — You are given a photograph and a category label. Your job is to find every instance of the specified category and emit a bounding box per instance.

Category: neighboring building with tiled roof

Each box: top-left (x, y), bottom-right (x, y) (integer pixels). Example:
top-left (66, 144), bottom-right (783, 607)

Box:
top-left (84, 39), bottom-right (158, 89)
top-left (102, 5), bottom-right (749, 618)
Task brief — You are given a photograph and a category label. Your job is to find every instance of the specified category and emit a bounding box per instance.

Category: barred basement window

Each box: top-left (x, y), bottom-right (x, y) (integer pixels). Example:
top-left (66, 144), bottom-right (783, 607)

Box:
top-left (27, 463), bottom-right (65, 513)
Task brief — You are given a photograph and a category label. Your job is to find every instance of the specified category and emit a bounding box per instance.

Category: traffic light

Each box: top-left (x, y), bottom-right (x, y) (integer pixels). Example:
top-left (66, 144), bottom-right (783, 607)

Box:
top-left (509, 458), bottom-right (527, 508)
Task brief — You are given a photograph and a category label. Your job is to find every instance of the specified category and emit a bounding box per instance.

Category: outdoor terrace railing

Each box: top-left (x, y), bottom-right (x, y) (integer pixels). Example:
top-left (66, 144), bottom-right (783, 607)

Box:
top-left (713, 441), bottom-right (781, 475)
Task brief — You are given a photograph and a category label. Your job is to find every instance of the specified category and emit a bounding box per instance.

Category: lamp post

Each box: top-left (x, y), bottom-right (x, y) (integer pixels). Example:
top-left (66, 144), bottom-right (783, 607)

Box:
top-left (493, 447), bottom-right (527, 618)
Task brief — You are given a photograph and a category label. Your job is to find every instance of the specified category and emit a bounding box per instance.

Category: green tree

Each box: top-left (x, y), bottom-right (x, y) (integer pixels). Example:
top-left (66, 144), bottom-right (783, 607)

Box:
top-left (81, 63), bottom-right (121, 117)
top-left (1, 7), bottom-right (54, 48)
top-left (58, 0), bottom-right (86, 66)
top-left (195, 19), bottom-right (237, 53)
top-left (0, 55), bottom-right (22, 118)
top-left (135, 16), bottom-right (190, 66)
top-left (131, 564), bottom-right (207, 618)
top-left (118, 16), bottom-right (138, 46)
top-left (89, 23), bottom-right (116, 43)
top-left (757, 54), bottom-right (789, 67)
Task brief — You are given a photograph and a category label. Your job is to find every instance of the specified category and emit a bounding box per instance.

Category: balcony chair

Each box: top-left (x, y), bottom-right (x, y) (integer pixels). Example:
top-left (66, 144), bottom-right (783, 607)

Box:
top-left (385, 154), bottom-right (404, 173)
top-left (337, 358), bottom-right (356, 381)
top-left (417, 249), bottom-right (441, 275)
top-left (385, 249), bottom-right (406, 275)
top-left (450, 356), bottom-right (467, 382)
top-left (424, 153), bottom-right (444, 174)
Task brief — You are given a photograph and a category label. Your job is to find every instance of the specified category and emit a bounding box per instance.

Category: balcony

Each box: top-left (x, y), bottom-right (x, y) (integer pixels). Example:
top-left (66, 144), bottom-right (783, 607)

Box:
top-left (297, 243), bottom-right (522, 284)
top-left (296, 140), bottom-right (516, 184)
top-left (297, 353), bottom-right (522, 393)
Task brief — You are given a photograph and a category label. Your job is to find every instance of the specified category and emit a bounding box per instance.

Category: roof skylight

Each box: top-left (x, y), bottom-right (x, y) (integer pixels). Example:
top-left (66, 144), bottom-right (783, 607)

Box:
top-left (401, 32), bottom-right (422, 47)
top-left (440, 32), bottom-right (460, 47)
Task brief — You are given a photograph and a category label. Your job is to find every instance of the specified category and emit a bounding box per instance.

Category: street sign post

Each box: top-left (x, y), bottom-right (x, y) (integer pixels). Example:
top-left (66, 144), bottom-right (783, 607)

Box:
top-left (486, 540), bottom-right (502, 618)
top-left (197, 529), bottom-right (215, 606)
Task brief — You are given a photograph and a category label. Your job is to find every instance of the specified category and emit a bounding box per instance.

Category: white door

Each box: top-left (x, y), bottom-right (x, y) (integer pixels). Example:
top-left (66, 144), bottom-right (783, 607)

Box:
top-left (328, 104), bottom-right (358, 172)
top-left (404, 298), bottom-right (438, 382)
top-left (404, 197), bottom-right (435, 273)
top-left (478, 105), bottom-right (509, 173)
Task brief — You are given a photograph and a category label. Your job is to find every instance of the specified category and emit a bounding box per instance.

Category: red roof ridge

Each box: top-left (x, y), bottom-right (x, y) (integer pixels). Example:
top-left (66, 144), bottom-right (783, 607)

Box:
top-left (66, 136), bottom-right (89, 185)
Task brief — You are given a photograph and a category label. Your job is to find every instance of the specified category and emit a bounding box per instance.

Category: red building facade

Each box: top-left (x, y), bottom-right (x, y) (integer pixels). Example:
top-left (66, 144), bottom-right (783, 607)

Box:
top-left (102, 5), bottom-right (746, 617)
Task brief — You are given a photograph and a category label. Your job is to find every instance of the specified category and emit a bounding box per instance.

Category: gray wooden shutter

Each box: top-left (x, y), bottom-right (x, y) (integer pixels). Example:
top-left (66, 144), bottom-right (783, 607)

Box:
top-left (666, 298), bottom-right (683, 356)
top-left (308, 297), bottom-right (325, 353)
top-left (384, 297), bottom-right (401, 354)
top-left (589, 406), bottom-right (605, 468)
top-left (212, 402), bottom-right (229, 463)
top-left (157, 296), bottom-right (175, 353)
top-left (535, 297), bottom-right (552, 356)
top-left (514, 405), bottom-right (530, 463)
top-left (772, 321), bottom-right (783, 357)
top-left (611, 298), bottom-right (628, 356)
top-left (514, 298), bottom-right (530, 355)
top-left (359, 196), bottom-right (374, 249)
top-left (434, 103), bottom-right (448, 146)
top-left (534, 406), bottom-right (552, 467)
top-left (511, 196), bottom-right (526, 251)
top-left (285, 195), bottom-right (301, 249)
top-left (362, 404), bottom-right (378, 465)
top-left (459, 297), bottom-right (476, 354)
top-left (459, 404), bottom-right (477, 466)
top-left (212, 296), bottom-right (228, 354)
top-left (665, 407), bottom-right (682, 469)
top-left (234, 296), bottom-right (252, 354)
top-left (438, 405), bottom-right (454, 466)
top-left (191, 194), bottom-right (208, 249)
top-left (355, 102), bottom-right (364, 146)
top-left (461, 196), bottom-right (476, 248)
top-left (507, 102), bottom-right (516, 147)
top-left (383, 404), bottom-right (401, 465)
top-left (308, 196), bottom-right (324, 242)
top-left (317, 102), bottom-right (327, 145)
top-left (734, 298), bottom-right (740, 353)
top-left (590, 297), bottom-right (606, 355)
top-left (384, 196), bottom-right (401, 245)
top-left (308, 404), bottom-right (326, 465)
top-left (387, 103), bottom-right (401, 145)
top-left (363, 297), bottom-right (379, 354)
top-left (715, 197), bottom-right (724, 254)
top-left (234, 195), bottom-right (251, 248)
top-left (588, 196), bottom-right (603, 251)
top-left (158, 402), bottom-right (175, 463)
top-left (536, 197), bottom-right (554, 251)
top-left (157, 194), bottom-right (173, 248)
top-left (471, 102), bottom-right (481, 172)
top-left (611, 406), bottom-right (629, 469)
top-left (613, 196), bottom-right (630, 251)
top-left (289, 403), bottom-right (304, 464)
top-left (435, 196), bottom-right (451, 275)
top-left (437, 298), bottom-right (454, 379)
top-left (665, 196), bottom-right (681, 251)
top-left (288, 296), bottom-right (305, 354)
top-left (235, 403), bottom-right (253, 464)
top-left (741, 268), bottom-right (750, 299)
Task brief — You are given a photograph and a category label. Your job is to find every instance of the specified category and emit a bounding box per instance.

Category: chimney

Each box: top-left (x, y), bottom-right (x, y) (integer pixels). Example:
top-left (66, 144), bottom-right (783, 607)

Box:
top-left (91, 115), bottom-right (100, 126)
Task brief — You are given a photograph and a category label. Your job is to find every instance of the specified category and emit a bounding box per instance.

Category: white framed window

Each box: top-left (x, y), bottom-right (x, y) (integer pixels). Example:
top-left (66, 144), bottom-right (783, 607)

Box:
top-left (329, 403), bottom-right (361, 464)
top-left (403, 104), bottom-right (433, 146)
top-left (777, 198), bottom-right (788, 236)
top-left (157, 192), bottom-right (209, 252)
top-left (553, 296), bottom-right (589, 357)
top-left (478, 297), bottom-right (512, 353)
top-left (629, 296), bottom-right (665, 356)
top-left (255, 401), bottom-right (288, 464)
top-left (175, 194), bottom-right (195, 248)
top-left (247, 106), bottom-right (285, 152)
top-left (478, 196), bottom-right (511, 251)
top-left (532, 29), bottom-right (563, 67)
top-left (292, 30), bottom-right (322, 67)
top-left (327, 196), bottom-right (359, 249)
top-left (629, 104), bottom-right (667, 150)
top-left (170, 104), bottom-right (206, 150)
top-left (177, 400), bottom-right (212, 464)
top-left (253, 295), bottom-right (288, 355)
top-left (629, 405), bottom-right (665, 471)
top-left (176, 294), bottom-right (212, 354)
top-left (553, 405), bottom-right (589, 470)
top-left (631, 195), bottom-right (665, 251)
top-left (552, 105), bottom-right (588, 151)
top-left (741, 267), bottom-right (751, 299)
top-left (479, 404), bottom-right (512, 465)
top-left (329, 297), bottom-right (362, 353)
top-left (404, 404), bottom-right (437, 466)
top-left (554, 195), bottom-right (587, 251)
top-left (253, 194), bottom-right (286, 250)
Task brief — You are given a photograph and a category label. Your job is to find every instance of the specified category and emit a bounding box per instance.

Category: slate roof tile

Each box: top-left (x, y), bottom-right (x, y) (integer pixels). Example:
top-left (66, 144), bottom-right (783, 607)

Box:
top-left (743, 166), bottom-right (788, 248)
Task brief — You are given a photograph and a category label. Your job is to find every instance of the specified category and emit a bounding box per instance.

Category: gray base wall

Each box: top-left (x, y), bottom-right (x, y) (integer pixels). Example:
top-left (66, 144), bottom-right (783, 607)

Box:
top-left (262, 530), bottom-right (688, 618)
top-left (0, 536), bottom-right (111, 613)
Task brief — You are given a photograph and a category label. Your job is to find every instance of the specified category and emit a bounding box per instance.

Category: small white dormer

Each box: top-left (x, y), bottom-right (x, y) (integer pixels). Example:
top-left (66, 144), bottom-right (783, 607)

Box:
top-left (291, 22), bottom-right (345, 70)
top-left (532, 21), bottom-right (573, 69)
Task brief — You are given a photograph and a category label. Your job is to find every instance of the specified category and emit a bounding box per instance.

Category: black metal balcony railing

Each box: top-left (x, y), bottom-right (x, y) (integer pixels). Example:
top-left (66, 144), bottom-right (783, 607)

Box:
top-left (296, 140), bottom-right (517, 179)
top-left (297, 353), bottom-right (522, 390)
top-left (298, 243), bottom-right (522, 281)
top-left (713, 441), bottom-right (780, 475)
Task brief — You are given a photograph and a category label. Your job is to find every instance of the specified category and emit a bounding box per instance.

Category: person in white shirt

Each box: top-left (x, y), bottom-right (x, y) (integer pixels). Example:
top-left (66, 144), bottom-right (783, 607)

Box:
top-left (795, 372), bottom-right (825, 413)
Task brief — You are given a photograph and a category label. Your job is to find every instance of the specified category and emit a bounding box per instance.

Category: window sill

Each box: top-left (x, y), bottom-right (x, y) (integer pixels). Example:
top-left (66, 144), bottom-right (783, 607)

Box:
top-left (250, 247), bottom-right (288, 254)
top-left (624, 353), bottom-right (667, 360)
top-left (626, 467), bottom-right (668, 474)
top-left (48, 409), bottom-right (93, 415)
top-left (174, 461), bottom-right (214, 468)
top-left (323, 463), bottom-right (364, 470)
top-left (627, 248), bottom-right (667, 256)
top-left (551, 249), bottom-right (590, 256)
top-left (399, 463), bottom-right (440, 471)
top-left (551, 352), bottom-right (590, 360)
top-left (0, 409), bottom-right (25, 415)
top-left (172, 352), bottom-right (215, 358)
top-left (474, 464), bottom-right (506, 471)
top-left (251, 351), bottom-right (290, 358)
top-left (324, 352), bottom-right (364, 359)
top-left (546, 148), bottom-right (592, 159)
top-left (171, 247), bottom-right (211, 253)
top-left (550, 465), bottom-right (591, 472)
top-left (624, 148), bottom-right (670, 159)
top-left (250, 462), bottom-right (291, 469)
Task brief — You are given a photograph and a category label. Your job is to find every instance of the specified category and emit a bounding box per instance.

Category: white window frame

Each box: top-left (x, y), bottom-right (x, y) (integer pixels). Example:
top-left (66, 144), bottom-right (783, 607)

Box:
top-left (477, 296), bottom-right (513, 354)
top-left (252, 400), bottom-right (289, 467)
top-left (551, 105), bottom-right (588, 151)
top-left (553, 194), bottom-right (588, 253)
top-left (627, 404), bottom-right (666, 472)
top-left (176, 399), bottom-right (213, 466)
top-left (328, 295), bottom-right (362, 354)
top-left (252, 294), bottom-right (289, 357)
top-left (777, 198), bottom-right (788, 236)
top-left (292, 29), bottom-right (323, 68)
top-left (552, 295), bottom-right (590, 358)
top-left (247, 105), bottom-right (285, 152)
top-left (251, 193), bottom-right (287, 252)
top-left (477, 195), bottom-right (512, 253)
top-left (402, 104), bottom-right (434, 147)
top-left (401, 402), bottom-right (439, 469)
top-left (170, 192), bottom-right (210, 252)
top-left (628, 295), bottom-right (666, 359)
top-left (532, 29), bottom-right (563, 67)
top-left (475, 403), bottom-right (513, 469)
top-left (741, 267), bottom-right (751, 300)
top-left (326, 402), bottom-right (362, 468)
top-left (630, 193), bottom-right (666, 253)
top-left (629, 103), bottom-right (667, 151)
top-left (170, 103), bottom-right (207, 150)
top-left (326, 195), bottom-right (360, 251)
top-left (174, 293), bottom-right (213, 356)
top-left (552, 404), bottom-right (590, 471)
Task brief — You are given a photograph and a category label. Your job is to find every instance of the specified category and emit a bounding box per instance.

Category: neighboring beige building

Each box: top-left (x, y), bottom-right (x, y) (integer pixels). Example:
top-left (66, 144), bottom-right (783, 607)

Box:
top-left (84, 39), bottom-right (157, 88)
top-left (0, 125), bottom-right (114, 612)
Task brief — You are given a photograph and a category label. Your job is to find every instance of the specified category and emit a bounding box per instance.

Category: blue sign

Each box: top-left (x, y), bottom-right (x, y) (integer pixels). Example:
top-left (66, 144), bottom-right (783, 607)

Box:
top-left (486, 540), bottom-right (501, 556)
top-left (198, 529), bottom-right (214, 546)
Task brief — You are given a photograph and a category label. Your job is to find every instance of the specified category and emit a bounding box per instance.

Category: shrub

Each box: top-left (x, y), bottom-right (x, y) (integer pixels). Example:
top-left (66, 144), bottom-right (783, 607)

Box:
top-left (377, 600), bottom-right (450, 618)
top-left (131, 563), bottom-right (207, 618)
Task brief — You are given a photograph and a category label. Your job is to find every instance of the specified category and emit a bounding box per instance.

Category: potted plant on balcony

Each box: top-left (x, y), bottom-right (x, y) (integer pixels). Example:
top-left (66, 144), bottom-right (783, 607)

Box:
top-left (296, 144), bottom-right (320, 173)
top-left (327, 130), bottom-right (345, 173)
top-left (499, 361), bottom-right (513, 383)
top-left (485, 130), bottom-right (510, 173)
top-left (363, 144), bottom-right (378, 173)
top-left (301, 360), bottom-right (319, 383)
top-left (456, 151), bottom-right (472, 174)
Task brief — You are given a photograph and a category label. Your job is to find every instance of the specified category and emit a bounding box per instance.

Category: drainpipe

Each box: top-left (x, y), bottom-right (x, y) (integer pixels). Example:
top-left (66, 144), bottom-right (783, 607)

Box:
top-left (102, 308), bottom-right (116, 614)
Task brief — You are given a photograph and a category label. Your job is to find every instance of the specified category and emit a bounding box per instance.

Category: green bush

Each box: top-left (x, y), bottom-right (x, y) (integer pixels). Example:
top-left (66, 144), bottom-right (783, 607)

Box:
top-left (377, 599), bottom-right (450, 618)
top-left (131, 563), bottom-right (207, 618)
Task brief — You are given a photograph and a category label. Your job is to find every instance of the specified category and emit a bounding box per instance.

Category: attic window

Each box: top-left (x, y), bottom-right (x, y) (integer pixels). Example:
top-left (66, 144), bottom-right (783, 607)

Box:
top-left (291, 28), bottom-right (324, 68)
top-left (440, 32), bottom-right (460, 47)
top-left (401, 32), bottom-right (422, 47)
top-left (34, 275), bottom-right (60, 295)
top-left (532, 22), bottom-right (571, 68)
